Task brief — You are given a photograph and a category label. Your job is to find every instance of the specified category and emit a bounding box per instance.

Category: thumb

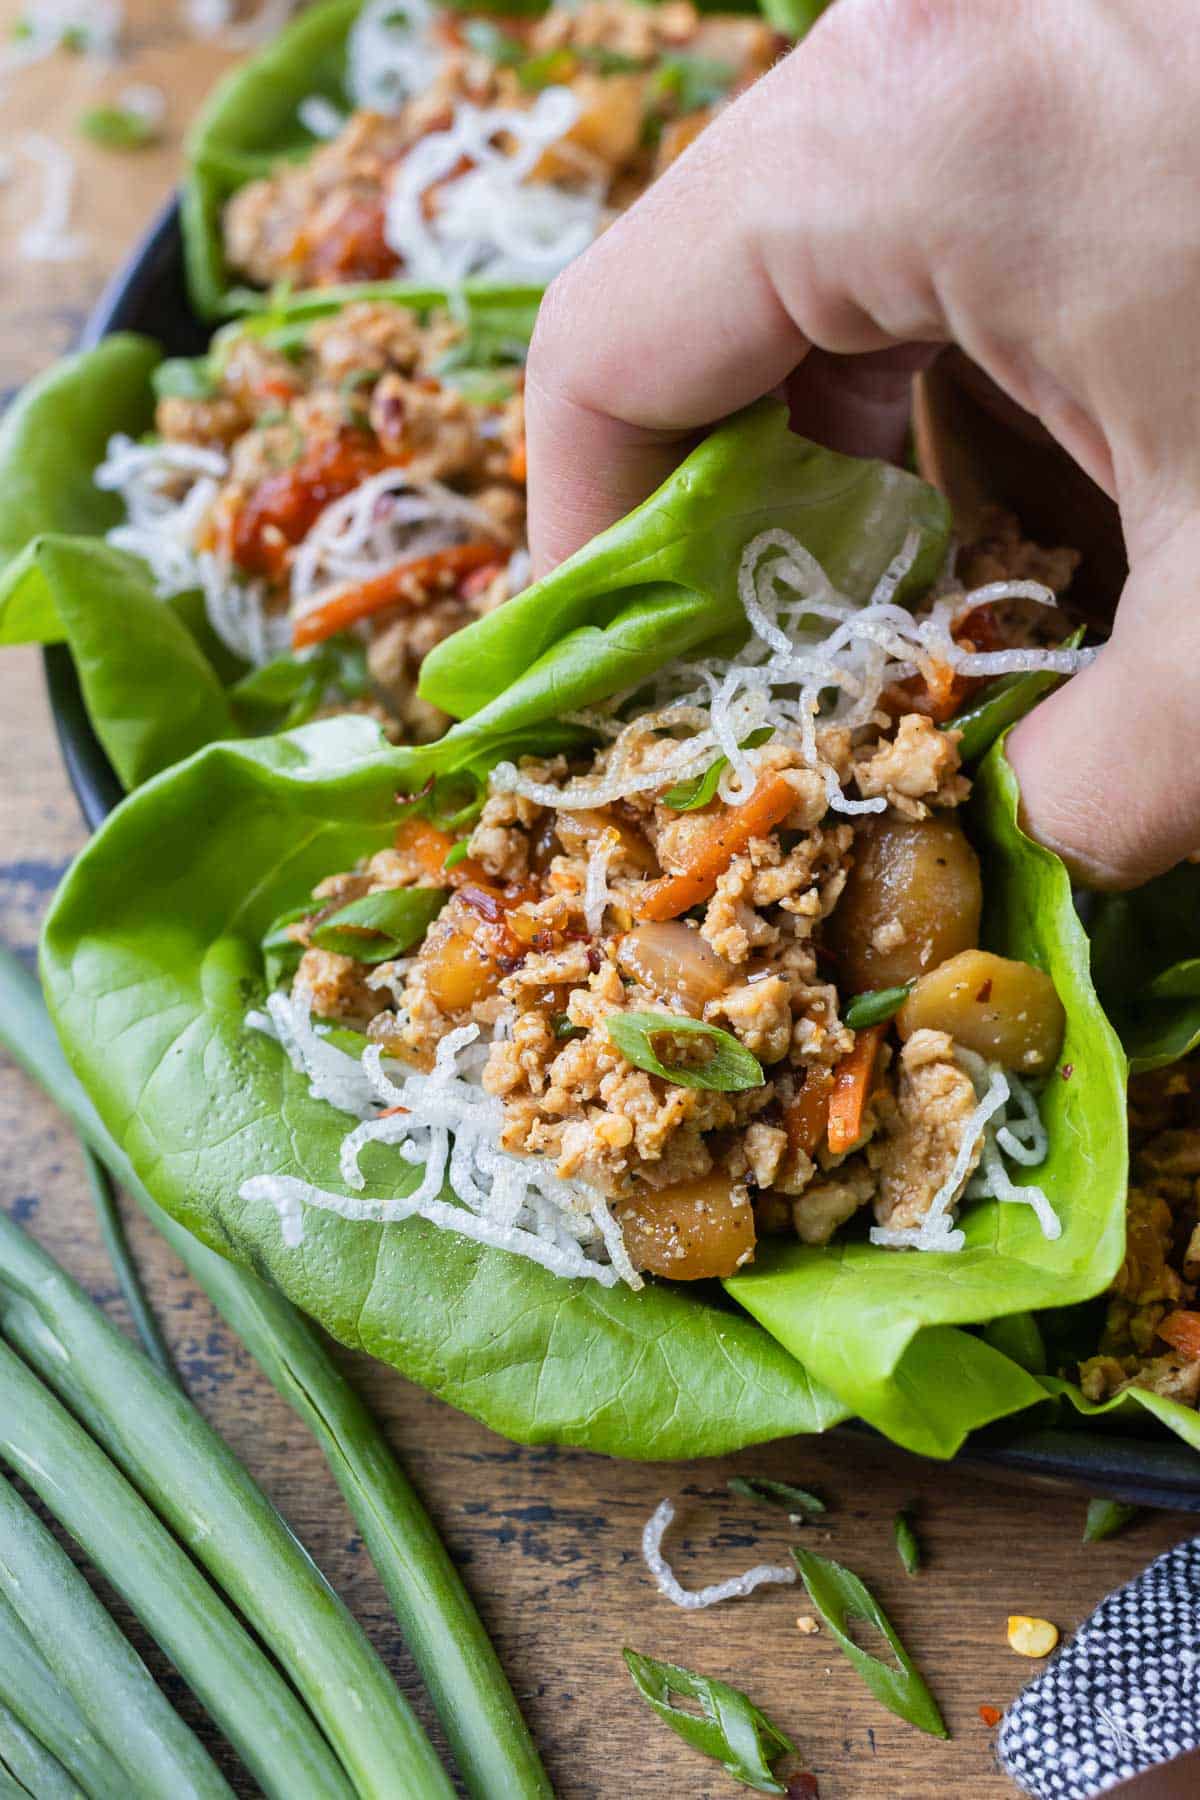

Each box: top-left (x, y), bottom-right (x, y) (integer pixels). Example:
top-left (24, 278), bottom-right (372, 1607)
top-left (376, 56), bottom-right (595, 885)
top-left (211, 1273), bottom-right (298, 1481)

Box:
top-left (1007, 511), bottom-right (1200, 890)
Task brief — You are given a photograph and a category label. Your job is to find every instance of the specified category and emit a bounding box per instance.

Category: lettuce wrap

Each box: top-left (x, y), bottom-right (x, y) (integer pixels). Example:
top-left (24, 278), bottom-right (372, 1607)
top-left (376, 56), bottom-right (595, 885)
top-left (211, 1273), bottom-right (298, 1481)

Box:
top-left (0, 285), bottom-right (539, 792)
top-left (41, 405), bottom-right (1130, 1459)
top-left (184, 0), bottom-right (832, 319)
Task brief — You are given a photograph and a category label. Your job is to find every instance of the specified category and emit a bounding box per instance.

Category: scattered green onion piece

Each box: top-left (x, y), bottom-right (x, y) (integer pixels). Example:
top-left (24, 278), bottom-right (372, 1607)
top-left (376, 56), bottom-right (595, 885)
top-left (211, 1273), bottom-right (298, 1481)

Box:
top-left (311, 885), bottom-right (448, 962)
top-left (0, 950), bottom-right (551, 1800)
top-left (518, 47), bottom-right (577, 89)
top-left (1083, 1498), bottom-right (1140, 1544)
top-left (623, 1650), bottom-right (793, 1795)
top-left (727, 1476), bottom-right (825, 1517)
top-left (260, 900), bottom-right (311, 985)
top-left (0, 1337), bottom-right (356, 1799)
top-left (607, 1012), bottom-right (764, 1093)
top-left (445, 839), bottom-right (472, 869)
top-left (441, 367), bottom-right (520, 407)
top-left (231, 637), bottom-right (369, 731)
top-left (0, 1697), bottom-right (80, 1800)
top-left (81, 1145), bottom-right (177, 1385)
top-left (843, 985), bottom-right (913, 1030)
top-left (79, 106), bottom-right (159, 150)
top-left (894, 1509), bottom-right (921, 1577)
top-left (793, 1548), bottom-right (947, 1738)
top-left (662, 728), bottom-right (773, 811)
top-left (151, 357), bottom-right (216, 401)
top-left (578, 44), bottom-right (646, 72)
top-left (0, 1473), bottom-right (229, 1800)
top-left (653, 52), bottom-right (734, 111)
top-left (552, 1014), bottom-right (584, 1041)
top-left (0, 1594), bottom-right (127, 1800)
top-left (945, 627), bottom-right (1085, 763)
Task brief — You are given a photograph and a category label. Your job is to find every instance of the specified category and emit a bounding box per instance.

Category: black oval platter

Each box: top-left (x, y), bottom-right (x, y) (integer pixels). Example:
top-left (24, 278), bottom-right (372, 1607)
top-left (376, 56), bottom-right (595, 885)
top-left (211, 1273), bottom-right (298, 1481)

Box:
top-left (41, 196), bottom-right (1200, 1510)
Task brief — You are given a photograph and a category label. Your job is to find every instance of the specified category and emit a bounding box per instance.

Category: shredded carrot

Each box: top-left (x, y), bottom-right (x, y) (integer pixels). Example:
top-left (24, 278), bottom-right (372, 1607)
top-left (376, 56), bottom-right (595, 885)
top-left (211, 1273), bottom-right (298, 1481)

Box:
top-left (377, 1104), bottom-right (409, 1119)
top-left (1158, 1310), bottom-right (1200, 1360)
top-left (637, 771), bottom-right (800, 922)
top-left (783, 1067), bottom-right (835, 1157)
top-left (507, 442), bottom-right (527, 483)
top-left (979, 1705), bottom-right (1002, 1729)
top-left (292, 541), bottom-right (498, 648)
top-left (826, 1025), bottom-right (886, 1156)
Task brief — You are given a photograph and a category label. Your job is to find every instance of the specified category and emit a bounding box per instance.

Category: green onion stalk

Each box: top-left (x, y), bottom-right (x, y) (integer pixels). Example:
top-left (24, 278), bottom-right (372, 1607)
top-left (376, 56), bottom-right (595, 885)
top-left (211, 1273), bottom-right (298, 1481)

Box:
top-left (0, 1333), bottom-right (356, 1800)
top-left (0, 1695), bottom-right (80, 1800)
top-left (0, 947), bottom-right (551, 1800)
top-left (0, 1472), bottom-right (230, 1800)
top-left (0, 1593), bottom-right (129, 1799)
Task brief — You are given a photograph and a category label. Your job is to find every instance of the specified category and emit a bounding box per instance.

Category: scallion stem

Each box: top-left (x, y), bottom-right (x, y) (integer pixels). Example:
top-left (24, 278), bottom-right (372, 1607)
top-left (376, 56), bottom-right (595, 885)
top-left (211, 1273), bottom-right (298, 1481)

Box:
top-left (0, 1696), bottom-right (80, 1800)
top-left (0, 1336), bottom-right (355, 1800)
top-left (0, 1472), bottom-right (229, 1800)
top-left (0, 1593), bottom-right (128, 1799)
top-left (0, 948), bottom-right (549, 1800)
top-left (81, 1144), bottom-right (177, 1384)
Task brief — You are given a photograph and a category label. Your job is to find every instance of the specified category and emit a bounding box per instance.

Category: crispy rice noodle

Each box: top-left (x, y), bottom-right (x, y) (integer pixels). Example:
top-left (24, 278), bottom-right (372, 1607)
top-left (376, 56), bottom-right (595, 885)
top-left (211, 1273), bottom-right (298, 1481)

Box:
top-left (95, 438), bottom-right (512, 667)
top-left (494, 528), bottom-right (1094, 816)
top-left (243, 994), bottom-right (630, 1286)
top-left (382, 88), bottom-right (604, 285)
top-left (641, 1499), bottom-right (796, 1610)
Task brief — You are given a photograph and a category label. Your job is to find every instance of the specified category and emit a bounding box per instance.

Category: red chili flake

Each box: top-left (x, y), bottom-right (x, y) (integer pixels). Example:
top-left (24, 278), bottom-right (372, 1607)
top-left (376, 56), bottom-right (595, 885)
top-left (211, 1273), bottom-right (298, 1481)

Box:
top-left (586, 945), bottom-right (602, 974)
top-left (786, 1776), bottom-right (821, 1799)
top-left (975, 978), bottom-right (994, 1003)
top-left (1060, 1063), bottom-right (1075, 1082)
top-left (979, 1704), bottom-right (1002, 1728)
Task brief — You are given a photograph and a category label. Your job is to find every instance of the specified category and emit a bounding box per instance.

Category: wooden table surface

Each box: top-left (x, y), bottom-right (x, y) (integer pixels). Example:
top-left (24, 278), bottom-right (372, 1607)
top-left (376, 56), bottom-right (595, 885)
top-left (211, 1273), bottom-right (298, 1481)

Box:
top-left (0, 8), bottom-right (1196, 1797)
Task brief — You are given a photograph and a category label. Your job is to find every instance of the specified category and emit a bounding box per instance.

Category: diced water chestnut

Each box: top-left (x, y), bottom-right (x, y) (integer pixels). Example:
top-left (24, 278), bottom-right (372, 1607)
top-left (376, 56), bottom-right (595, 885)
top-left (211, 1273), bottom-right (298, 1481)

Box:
top-left (424, 925), bottom-right (500, 1012)
top-left (613, 1176), bottom-right (756, 1280)
top-left (897, 948), bottom-right (1065, 1074)
top-left (828, 815), bottom-right (982, 989)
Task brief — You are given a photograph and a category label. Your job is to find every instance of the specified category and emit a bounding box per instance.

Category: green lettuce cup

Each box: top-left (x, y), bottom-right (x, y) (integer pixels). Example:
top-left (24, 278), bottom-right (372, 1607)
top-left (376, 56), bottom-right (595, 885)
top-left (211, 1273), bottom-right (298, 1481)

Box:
top-left (41, 406), bottom-right (1129, 1459)
top-left (183, 0), bottom-right (831, 318)
top-left (0, 286), bottom-right (538, 792)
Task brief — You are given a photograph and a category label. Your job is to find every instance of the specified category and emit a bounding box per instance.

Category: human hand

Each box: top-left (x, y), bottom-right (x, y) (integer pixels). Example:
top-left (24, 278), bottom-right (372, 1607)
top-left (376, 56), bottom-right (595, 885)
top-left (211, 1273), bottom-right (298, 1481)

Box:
top-left (525, 0), bottom-right (1200, 889)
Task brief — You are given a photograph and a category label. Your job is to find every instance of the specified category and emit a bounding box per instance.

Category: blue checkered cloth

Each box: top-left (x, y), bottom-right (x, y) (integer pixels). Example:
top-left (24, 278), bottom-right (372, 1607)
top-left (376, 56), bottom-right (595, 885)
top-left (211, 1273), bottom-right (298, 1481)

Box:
top-left (999, 1539), bottom-right (1200, 1797)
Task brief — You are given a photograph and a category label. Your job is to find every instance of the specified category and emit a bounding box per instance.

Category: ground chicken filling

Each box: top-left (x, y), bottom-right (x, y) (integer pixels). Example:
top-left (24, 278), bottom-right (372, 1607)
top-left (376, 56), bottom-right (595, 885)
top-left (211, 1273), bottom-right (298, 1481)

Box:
top-left (225, 1), bottom-right (782, 291)
top-left (1080, 1056), bottom-right (1200, 1410)
top-left (285, 618), bottom-right (1072, 1281)
top-left (102, 301), bottom-right (527, 739)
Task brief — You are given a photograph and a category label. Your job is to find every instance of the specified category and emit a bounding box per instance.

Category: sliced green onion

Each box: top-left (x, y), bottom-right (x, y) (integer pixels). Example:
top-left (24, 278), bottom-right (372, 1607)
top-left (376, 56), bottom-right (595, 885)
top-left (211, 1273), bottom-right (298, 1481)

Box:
top-left (0, 1697), bottom-right (80, 1800)
top-left (0, 950), bottom-right (550, 1800)
top-left (727, 1476), bottom-right (825, 1517)
top-left (1083, 1498), bottom-right (1140, 1544)
top-left (661, 728), bottom-right (773, 811)
top-left (0, 1594), bottom-right (127, 1799)
top-left (444, 839), bottom-right (472, 870)
top-left (79, 106), bottom-right (159, 150)
top-left (945, 627), bottom-right (1085, 763)
top-left (623, 1650), bottom-right (793, 1795)
top-left (793, 1549), bottom-right (947, 1737)
top-left (894, 1509), bottom-right (921, 1577)
top-left (843, 985), bottom-right (913, 1030)
top-left (607, 1011), bottom-right (764, 1092)
top-left (518, 47), bottom-right (577, 89)
top-left (653, 53), bottom-right (734, 110)
top-left (81, 1146), bottom-right (176, 1384)
top-left (552, 1013), bottom-right (583, 1040)
top-left (232, 637), bottom-right (371, 733)
top-left (151, 357), bottom-right (216, 401)
top-left (311, 885), bottom-right (448, 961)
top-left (0, 1337), bottom-right (355, 1799)
top-left (0, 1474), bottom-right (228, 1800)
top-left (260, 900), bottom-right (311, 985)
